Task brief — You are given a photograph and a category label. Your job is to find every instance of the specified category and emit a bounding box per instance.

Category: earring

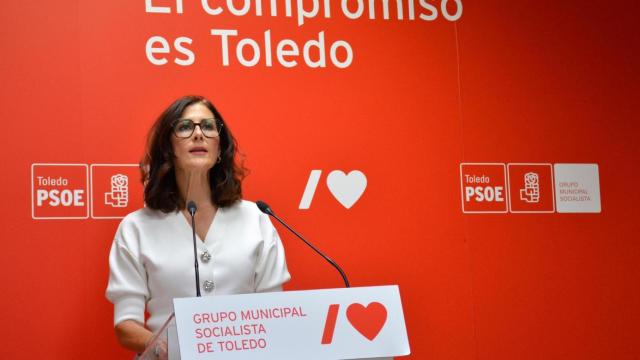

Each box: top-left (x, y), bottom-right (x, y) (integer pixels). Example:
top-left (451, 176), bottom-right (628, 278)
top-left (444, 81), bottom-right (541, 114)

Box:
top-left (217, 153), bottom-right (221, 163)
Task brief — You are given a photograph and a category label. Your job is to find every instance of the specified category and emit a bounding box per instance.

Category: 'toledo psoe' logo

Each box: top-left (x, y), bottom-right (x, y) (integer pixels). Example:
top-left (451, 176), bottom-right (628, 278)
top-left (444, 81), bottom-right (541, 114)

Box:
top-left (460, 162), bottom-right (601, 214)
top-left (31, 163), bottom-right (143, 220)
top-left (459, 163), bottom-right (508, 213)
top-left (31, 163), bottom-right (89, 219)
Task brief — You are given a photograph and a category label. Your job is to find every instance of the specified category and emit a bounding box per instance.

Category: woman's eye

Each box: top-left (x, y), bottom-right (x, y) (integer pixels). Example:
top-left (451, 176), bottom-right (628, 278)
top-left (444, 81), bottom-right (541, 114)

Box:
top-left (177, 122), bottom-right (192, 131)
top-left (200, 120), bottom-right (215, 130)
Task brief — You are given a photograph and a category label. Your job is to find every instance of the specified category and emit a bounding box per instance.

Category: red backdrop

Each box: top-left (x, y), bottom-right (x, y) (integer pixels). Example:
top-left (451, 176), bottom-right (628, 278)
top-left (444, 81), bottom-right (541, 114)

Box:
top-left (0, 1), bottom-right (638, 359)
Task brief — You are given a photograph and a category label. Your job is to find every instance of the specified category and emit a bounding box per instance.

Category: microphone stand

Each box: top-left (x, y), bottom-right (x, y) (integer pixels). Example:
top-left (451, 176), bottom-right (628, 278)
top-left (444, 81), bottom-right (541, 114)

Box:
top-left (256, 201), bottom-right (350, 288)
top-left (187, 201), bottom-right (201, 297)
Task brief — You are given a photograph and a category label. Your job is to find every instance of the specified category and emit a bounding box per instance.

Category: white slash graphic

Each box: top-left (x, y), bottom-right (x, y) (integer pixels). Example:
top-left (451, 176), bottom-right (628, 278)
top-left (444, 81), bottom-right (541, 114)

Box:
top-left (299, 170), bottom-right (322, 209)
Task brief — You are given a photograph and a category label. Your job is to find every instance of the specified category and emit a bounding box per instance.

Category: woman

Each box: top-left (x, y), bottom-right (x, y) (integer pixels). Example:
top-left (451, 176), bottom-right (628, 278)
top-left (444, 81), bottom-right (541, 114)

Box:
top-left (106, 95), bottom-right (290, 354)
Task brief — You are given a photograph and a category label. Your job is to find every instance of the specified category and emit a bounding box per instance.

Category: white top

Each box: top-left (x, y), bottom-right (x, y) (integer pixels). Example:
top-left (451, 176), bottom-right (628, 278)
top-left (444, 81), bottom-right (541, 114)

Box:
top-left (105, 200), bottom-right (291, 332)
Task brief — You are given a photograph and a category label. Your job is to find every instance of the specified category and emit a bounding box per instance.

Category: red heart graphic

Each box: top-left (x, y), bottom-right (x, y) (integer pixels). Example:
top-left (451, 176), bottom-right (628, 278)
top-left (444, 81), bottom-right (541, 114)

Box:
top-left (346, 302), bottom-right (388, 341)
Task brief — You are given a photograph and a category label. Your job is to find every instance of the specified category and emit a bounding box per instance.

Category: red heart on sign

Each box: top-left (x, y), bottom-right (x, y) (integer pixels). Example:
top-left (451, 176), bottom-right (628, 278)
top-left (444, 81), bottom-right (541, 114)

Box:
top-left (346, 302), bottom-right (388, 341)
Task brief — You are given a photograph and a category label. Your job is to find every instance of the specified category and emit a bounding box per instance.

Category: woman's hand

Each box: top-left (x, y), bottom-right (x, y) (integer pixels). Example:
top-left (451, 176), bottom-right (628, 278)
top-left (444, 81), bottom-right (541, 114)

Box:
top-left (152, 339), bottom-right (169, 360)
top-left (115, 319), bottom-right (154, 353)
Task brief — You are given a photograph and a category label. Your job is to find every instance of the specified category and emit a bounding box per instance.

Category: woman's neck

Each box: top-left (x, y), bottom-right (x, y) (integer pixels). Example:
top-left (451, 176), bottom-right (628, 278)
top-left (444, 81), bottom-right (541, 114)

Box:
top-left (175, 168), bottom-right (215, 209)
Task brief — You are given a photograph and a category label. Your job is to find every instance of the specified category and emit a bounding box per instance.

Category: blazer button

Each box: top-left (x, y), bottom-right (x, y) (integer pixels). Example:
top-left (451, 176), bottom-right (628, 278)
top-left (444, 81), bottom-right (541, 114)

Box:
top-left (201, 250), bottom-right (212, 263)
top-left (203, 280), bottom-right (215, 292)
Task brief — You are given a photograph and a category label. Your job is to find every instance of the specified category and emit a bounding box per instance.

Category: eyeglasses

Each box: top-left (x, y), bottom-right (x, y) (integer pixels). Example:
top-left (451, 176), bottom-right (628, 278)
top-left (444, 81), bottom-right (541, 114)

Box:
top-left (172, 118), bottom-right (222, 138)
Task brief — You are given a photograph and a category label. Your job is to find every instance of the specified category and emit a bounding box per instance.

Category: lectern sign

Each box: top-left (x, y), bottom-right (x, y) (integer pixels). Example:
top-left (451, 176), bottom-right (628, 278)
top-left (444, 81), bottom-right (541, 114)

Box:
top-left (173, 285), bottom-right (410, 359)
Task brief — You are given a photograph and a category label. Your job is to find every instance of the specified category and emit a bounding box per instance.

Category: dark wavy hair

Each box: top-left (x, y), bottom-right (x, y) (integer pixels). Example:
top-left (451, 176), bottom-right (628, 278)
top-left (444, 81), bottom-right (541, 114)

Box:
top-left (141, 95), bottom-right (246, 212)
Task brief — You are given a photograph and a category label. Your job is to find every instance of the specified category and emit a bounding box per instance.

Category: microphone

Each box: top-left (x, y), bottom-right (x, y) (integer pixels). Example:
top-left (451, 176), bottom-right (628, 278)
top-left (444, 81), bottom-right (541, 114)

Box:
top-left (187, 201), bottom-right (197, 215)
top-left (187, 200), bottom-right (201, 297)
top-left (256, 200), bottom-right (350, 288)
top-left (256, 201), bottom-right (273, 215)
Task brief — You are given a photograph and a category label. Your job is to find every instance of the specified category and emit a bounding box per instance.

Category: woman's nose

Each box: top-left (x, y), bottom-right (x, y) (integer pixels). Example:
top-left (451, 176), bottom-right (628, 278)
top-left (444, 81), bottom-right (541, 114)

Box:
top-left (192, 124), bottom-right (204, 139)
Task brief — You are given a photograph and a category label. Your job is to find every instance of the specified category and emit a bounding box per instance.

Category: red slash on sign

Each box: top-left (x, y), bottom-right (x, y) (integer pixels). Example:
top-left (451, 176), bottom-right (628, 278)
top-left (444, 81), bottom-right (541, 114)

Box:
top-left (346, 302), bottom-right (388, 341)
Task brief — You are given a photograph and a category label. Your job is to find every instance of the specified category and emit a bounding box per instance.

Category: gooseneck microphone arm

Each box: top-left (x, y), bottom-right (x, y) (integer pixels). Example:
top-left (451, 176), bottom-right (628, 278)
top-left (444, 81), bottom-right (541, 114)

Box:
top-left (187, 201), bottom-right (201, 297)
top-left (256, 200), bottom-right (350, 288)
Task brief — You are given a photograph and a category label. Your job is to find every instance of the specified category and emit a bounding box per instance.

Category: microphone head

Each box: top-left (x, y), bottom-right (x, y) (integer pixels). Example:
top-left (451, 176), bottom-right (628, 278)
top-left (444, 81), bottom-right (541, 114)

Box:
top-left (187, 201), bottom-right (197, 215)
top-left (256, 200), bottom-right (273, 215)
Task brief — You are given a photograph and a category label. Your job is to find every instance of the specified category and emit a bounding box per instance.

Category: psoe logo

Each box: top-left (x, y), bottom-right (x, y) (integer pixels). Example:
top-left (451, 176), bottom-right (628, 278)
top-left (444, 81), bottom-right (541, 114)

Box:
top-left (507, 163), bottom-right (555, 213)
top-left (520, 172), bottom-right (540, 203)
top-left (31, 163), bottom-right (89, 219)
top-left (105, 174), bottom-right (129, 207)
top-left (91, 164), bottom-right (144, 219)
top-left (459, 163), bottom-right (508, 213)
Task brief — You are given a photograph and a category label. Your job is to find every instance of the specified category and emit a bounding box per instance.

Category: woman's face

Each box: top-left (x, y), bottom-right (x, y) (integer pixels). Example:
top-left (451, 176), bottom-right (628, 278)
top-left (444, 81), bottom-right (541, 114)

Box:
top-left (171, 102), bottom-right (220, 173)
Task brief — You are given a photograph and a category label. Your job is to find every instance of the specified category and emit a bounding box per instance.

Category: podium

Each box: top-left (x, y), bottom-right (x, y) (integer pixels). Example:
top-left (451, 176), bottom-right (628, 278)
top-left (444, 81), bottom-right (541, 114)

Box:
top-left (139, 286), bottom-right (409, 360)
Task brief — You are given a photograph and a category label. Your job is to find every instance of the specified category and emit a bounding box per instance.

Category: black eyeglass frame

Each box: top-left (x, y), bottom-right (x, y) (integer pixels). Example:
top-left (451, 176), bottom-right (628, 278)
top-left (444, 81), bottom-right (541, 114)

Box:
top-left (171, 118), bottom-right (223, 139)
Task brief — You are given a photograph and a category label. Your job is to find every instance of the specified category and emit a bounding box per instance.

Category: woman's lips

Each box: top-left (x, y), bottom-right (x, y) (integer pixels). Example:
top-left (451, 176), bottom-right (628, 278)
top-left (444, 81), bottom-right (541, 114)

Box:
top-left (189, 147), bottom-right (208, 154)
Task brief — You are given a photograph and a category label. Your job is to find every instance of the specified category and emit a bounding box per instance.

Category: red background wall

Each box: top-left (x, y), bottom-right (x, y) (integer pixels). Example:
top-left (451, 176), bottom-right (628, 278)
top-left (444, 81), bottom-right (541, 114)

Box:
top-left (0, 1), bottom-right (638, 359)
